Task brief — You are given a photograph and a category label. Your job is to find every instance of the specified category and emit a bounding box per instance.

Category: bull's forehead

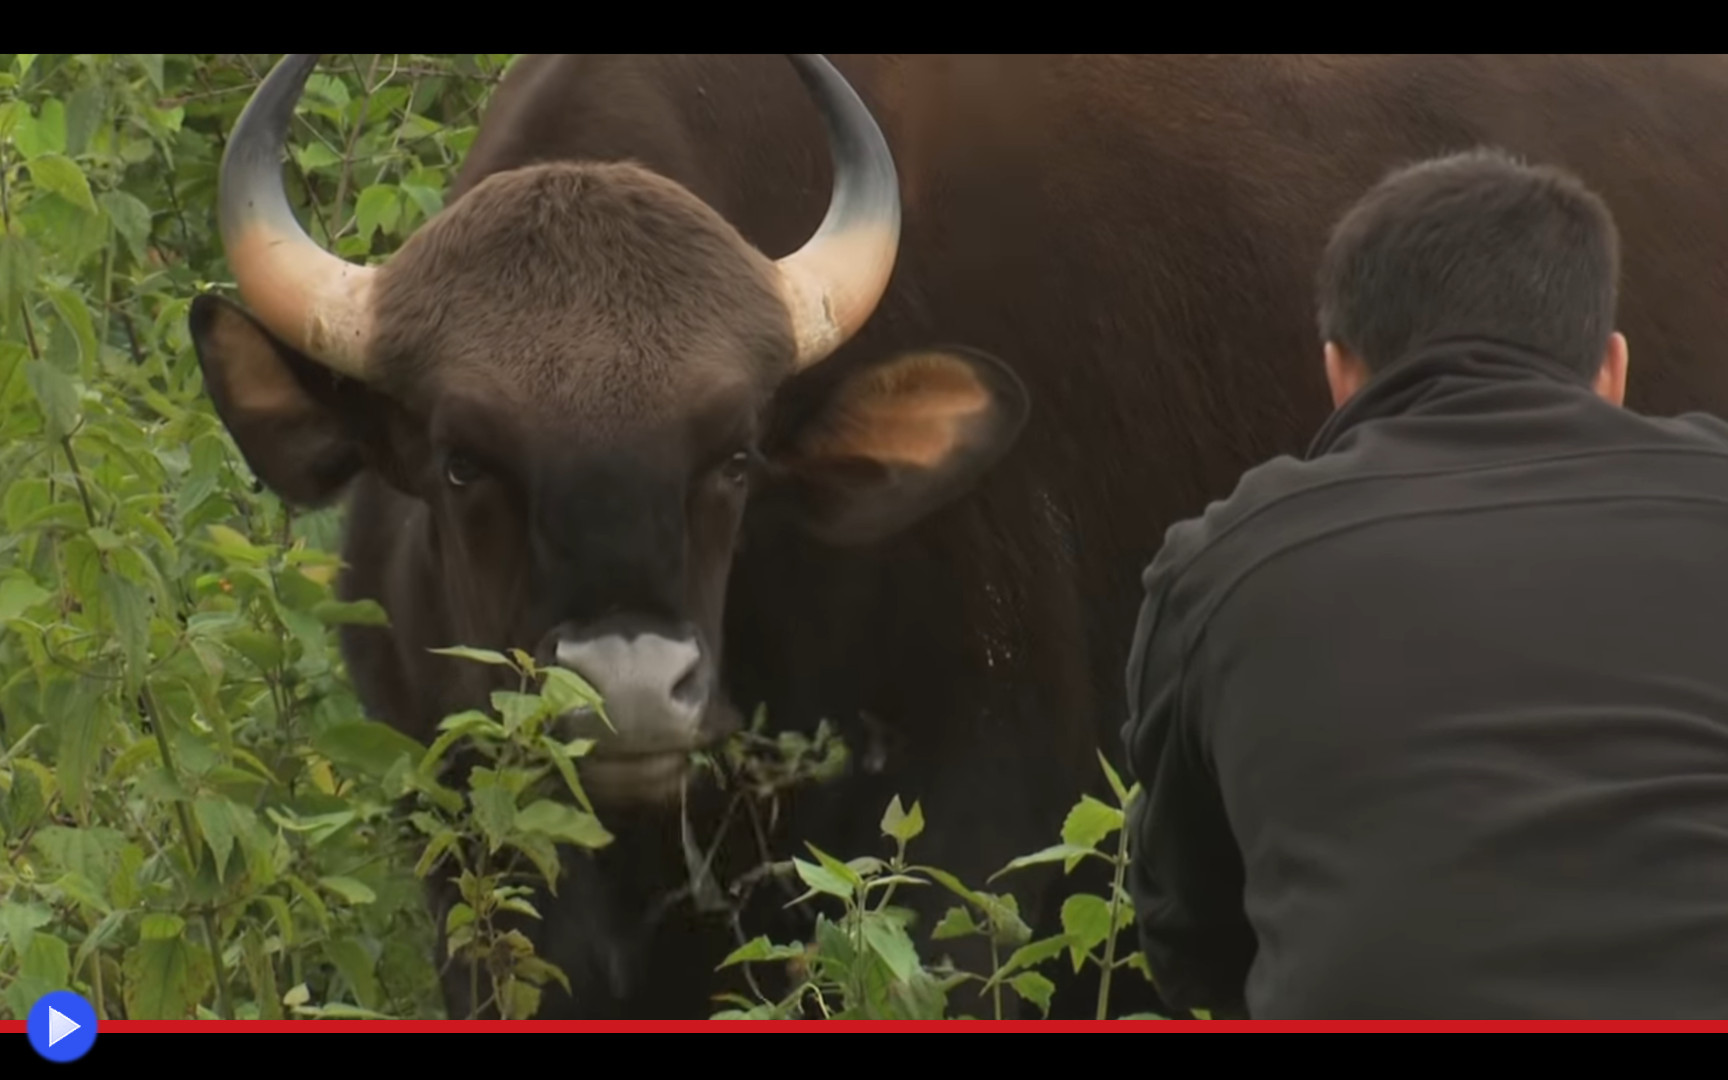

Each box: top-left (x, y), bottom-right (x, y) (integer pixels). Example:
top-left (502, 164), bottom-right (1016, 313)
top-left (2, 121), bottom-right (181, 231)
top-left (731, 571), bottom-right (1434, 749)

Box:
top-left (368, 160), bottom-right (797, 435)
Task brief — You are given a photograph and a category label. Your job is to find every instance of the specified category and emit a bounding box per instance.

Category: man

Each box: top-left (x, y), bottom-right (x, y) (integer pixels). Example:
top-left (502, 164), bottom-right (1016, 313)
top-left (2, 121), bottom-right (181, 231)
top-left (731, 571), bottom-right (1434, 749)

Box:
top-left (1120, 147), bottom-right (1728, 1020)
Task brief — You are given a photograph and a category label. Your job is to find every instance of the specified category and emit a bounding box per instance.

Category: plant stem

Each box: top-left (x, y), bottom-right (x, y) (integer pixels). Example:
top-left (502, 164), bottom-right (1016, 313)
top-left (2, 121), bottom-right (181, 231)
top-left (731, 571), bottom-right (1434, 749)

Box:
top-left (1096, 812), bottom-right (1133, 1021)
top-left (990, 939), bottom-right (1002, 1021)
top-left (139, 683), bottom-right (235, 1019)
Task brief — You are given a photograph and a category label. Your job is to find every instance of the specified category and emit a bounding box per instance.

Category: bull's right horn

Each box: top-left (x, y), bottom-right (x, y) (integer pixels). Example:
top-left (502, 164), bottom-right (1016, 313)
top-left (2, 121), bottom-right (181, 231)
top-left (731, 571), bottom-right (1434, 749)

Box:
top-left (218, 53), bottom-right (378, 381)
top-left (774, 54), bottom-right (903, 371)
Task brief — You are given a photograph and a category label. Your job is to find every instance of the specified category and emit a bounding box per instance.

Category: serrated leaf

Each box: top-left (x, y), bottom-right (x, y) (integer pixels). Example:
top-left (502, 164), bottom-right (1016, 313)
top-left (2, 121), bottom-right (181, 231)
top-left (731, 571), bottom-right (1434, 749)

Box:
top-left (861, 913), bottom-right (920, 983)
top-left (538, 665), bottom-right (604, 715)
top-left (124, 936), bottom-right (213, 1019)
top-left (1060, 893), bottom-right (1114, 972)
top-left (471, 784), bottom-right (517, 853)
top-left (1010, 971), bottom-right (1056, 1016)
top-left (192, 796), bottom-right (244, 882)
top-left (312, 720), bottom-right (426, 779)
top-left (1061, 795), bottom-right (1125, 851)
top-left (791, 857), bottom-right (853, 901)
top-left (354, 184), bottom-right (400, 242)
top-left (990, 843), bottom-right (1104, 881)
top-left (28, 153), bottom-right (96, 213)
top-left (991, 934), bottom-right (1071, 984)
top-left (514, 799), bottom-right (613, 850)
top-left (0, 903), bottom-right (52, 956)
top-left (716, 935), bottom-right (806, 969)
top-left (101, 575), bottom-right (151, 684)
top-left (25, 358), bottom-right (79, 439)
top-left (931, 906), bottom-right (978, 941)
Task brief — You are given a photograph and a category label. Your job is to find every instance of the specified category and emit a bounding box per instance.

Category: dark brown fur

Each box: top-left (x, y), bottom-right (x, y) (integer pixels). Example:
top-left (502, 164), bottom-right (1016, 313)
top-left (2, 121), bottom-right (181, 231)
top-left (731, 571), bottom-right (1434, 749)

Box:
top-left (192, 54), bottom-right (1728, 1021)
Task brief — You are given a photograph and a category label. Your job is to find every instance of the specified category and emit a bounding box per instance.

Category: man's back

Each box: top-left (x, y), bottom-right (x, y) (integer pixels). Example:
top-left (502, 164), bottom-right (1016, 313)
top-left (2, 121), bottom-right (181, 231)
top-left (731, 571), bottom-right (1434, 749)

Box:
top-left (1164, 340), bottom-right (1728, 1019)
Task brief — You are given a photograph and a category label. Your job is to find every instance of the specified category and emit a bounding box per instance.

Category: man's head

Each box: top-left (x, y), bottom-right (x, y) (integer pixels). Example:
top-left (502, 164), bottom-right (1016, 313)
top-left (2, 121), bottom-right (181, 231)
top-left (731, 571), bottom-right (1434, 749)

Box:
top-left (1315, 147), bottom-right (1628, 409)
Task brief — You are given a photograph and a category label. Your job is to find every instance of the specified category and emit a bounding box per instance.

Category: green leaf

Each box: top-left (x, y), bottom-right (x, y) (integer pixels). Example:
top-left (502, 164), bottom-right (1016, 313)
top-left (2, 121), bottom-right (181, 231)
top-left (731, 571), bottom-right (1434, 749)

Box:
top-left (538, 734), bottom-right (596, 815)
top-left (192, 796), bottom-right (245, 882)
top-left (492, 690), bottom-right (549, 735)
top-left (1098, 750), bottom-right (1131, 805)
top-left (1062, 795), bottom-right (1125, 851)
top-left (21, 930), bottom-right (70, 987)
top-left (790, 856), bottom-right (853, 901)
top-left (101, 575), bottom-right (151, 686)
top-left (514, 798), bottom-right (613, 850)
top-left (931, 906), bottom-right (978, 941)
top-left (861, 912), bottom-right (921, 983)
top-left (471, 784), bottom-right (518, 853)
top-left (319, 876), bottom-right (378, 905)
top-left (25, 358), bottom-right (80, 439)
top-left (28, 153), bottom-right (96, 213)
top-left (137, 54), bottom-right (165, 92)
top-left (717, 935), bottom-right (806, 969)
top-left (313, 719), bottom-right (426, 779)
top-left (0, 576), bottom-right (52, 622)
top-left (124, 936), bottom-right (214, 1019)
top-left (428, 645), bottom-right (515, 667)
top-left (1060, 893), bottom-right (1114, 972)
top-left (139, 912), bottom-right (186, 940)
top-left (0, 903), bottom-right (52, 957)
top-left (880, 795), bottom-right (925, 845)
top-left (354, 184), bottom-right (400, 242)
top-left (1009, 971), bottom-right (1056, 1017)
top-left (322, 936), bottom-right (381, 1011)
top-left (311, 599), bottom-right (390, 626)
top-left (990, 843), bottom-right (1104, 881)
top-left (538, 665), bottom-right (604, 715)
top-left (992, 934), bottom-right (1071, 983)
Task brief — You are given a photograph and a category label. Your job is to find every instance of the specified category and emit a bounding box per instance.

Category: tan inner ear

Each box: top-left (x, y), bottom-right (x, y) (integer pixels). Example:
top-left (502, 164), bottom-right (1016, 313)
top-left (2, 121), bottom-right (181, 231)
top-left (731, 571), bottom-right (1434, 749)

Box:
top-left (203, 301), bottom-right (320, 416)
top-left (796, 350), bottom-right (992, 469)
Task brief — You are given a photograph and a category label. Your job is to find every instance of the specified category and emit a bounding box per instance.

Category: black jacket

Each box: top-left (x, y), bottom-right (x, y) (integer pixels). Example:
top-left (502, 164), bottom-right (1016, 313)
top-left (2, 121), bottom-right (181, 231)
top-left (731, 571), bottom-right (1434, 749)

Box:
top-left (1121, 339), bottom-right (1728, 1020)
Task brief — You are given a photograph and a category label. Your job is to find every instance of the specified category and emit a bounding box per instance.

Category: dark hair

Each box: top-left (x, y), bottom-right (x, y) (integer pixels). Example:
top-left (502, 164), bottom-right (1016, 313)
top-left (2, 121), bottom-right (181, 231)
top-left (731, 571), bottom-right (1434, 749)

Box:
top-left (1315, 147), bottom-right (1621, 377)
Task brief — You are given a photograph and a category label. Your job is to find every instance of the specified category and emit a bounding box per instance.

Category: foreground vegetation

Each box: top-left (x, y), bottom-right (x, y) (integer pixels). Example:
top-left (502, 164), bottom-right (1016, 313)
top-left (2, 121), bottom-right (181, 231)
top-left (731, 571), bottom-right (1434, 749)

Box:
top-left (0, 53), bottom-right (1176, 1021)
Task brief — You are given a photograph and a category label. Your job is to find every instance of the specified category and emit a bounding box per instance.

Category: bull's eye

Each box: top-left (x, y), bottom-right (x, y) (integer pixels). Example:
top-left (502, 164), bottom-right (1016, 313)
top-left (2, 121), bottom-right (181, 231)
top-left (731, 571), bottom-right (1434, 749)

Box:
top-left (719, 450), bottom-right (752, 486)
top-left (445, 450), bottom-right (483, 487)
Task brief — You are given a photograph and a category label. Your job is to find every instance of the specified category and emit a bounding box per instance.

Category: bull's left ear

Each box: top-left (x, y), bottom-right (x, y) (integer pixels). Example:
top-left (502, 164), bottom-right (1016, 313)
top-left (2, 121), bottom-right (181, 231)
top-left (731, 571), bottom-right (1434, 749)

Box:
top-left (764, 346), bottom-right (1029, 546)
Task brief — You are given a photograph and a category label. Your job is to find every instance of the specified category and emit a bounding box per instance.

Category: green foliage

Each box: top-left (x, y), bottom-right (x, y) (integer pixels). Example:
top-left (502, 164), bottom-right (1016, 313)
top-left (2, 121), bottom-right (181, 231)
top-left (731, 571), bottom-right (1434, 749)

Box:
top-left (0, 53), bottom-right (1186, 1024)
top-left (713, 754), bottom-right (1178, 1021)
top-left (0, 52), bottom-right (517, 1021)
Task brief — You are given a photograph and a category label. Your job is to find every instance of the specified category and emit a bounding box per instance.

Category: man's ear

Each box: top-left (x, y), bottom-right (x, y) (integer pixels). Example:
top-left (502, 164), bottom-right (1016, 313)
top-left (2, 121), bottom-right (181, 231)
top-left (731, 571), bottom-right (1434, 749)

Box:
top-left (187, 293), bottom-right (417, 507)
top-left (762, 345), bottom-right (1030, 547)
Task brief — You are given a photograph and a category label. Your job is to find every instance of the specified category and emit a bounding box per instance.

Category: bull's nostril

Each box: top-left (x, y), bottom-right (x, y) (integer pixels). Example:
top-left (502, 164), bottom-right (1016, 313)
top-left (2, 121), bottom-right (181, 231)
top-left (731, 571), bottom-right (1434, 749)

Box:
top-left (670, 657), bottom-right (704, 704)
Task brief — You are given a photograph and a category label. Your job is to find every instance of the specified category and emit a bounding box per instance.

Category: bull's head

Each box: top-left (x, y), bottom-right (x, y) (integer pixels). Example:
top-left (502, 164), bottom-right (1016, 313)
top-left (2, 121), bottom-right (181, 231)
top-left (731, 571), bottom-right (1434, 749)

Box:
top-left (188, 54), bottom-right (1028, 806)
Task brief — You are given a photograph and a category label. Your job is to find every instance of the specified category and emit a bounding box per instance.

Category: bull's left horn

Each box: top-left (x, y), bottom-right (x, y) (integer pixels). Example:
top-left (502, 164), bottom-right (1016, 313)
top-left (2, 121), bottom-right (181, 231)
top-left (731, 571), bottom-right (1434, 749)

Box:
top-left (775, 54), bottom-right (903, 370)
top-left (218, 53), bottom-right (378, 380)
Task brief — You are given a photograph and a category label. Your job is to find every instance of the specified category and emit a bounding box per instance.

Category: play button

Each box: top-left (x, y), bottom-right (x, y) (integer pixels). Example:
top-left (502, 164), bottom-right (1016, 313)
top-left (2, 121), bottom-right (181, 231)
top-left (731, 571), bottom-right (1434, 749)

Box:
top-left (27, 990), bottom-right (97, 1063)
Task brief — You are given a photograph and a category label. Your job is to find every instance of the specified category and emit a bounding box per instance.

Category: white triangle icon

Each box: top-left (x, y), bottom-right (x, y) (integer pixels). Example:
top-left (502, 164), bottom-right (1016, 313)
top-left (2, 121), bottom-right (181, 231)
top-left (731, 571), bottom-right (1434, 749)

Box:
top-left (47, 1006), bottom-right (79, 1047)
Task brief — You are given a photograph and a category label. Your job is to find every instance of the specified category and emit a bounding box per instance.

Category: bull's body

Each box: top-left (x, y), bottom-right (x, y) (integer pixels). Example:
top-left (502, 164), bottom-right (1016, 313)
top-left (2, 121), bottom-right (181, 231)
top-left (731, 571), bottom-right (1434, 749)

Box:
top-left (201, 54), bottom-right (1728, 1020)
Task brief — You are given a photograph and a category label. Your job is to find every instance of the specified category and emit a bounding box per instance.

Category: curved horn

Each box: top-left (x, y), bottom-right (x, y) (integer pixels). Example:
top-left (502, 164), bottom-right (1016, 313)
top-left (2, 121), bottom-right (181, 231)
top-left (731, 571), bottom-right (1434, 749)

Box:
top-left (776, 54), bottom-right (903, 370)
top-left (218, 53), bottom-right (378, 380)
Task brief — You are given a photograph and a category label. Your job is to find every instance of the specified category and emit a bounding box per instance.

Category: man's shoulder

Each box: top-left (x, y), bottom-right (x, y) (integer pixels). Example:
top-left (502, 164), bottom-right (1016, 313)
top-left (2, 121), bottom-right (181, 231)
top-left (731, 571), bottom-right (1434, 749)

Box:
top-left (1649, 408), bottom-right (1728, 447)
top-left (1144, 451), bottom-right (1347, 595)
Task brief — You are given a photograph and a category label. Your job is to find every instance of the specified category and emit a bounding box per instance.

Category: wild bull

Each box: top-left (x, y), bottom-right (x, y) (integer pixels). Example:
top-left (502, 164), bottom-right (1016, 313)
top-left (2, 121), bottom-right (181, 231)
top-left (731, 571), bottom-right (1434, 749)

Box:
top-left (188, 54), bottom-right (1728, 1020)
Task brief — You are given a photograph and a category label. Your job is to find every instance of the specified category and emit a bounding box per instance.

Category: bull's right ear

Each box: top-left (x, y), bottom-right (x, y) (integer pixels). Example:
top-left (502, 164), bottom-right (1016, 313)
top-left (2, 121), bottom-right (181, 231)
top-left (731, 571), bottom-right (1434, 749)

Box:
top-left (188, 293), bottom-right (401, 507)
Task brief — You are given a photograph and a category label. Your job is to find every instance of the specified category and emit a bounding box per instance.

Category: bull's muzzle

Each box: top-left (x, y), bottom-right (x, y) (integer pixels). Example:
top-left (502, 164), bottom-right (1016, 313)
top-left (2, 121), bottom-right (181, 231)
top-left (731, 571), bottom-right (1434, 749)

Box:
top-left (543, 617), bottom-right (724, 805)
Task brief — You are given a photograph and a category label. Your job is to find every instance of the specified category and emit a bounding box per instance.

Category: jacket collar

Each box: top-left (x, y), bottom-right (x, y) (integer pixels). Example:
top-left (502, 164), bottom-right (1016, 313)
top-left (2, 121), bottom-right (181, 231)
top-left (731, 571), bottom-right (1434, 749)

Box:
top-left (1305, 337), bottom-right (1600, 460)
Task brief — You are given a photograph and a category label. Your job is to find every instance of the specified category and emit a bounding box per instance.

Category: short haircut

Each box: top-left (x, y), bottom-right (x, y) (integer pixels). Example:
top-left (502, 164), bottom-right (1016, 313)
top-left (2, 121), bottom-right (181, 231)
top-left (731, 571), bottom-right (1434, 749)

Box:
top-left (1315, 147), bottom-right (1621, 377)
